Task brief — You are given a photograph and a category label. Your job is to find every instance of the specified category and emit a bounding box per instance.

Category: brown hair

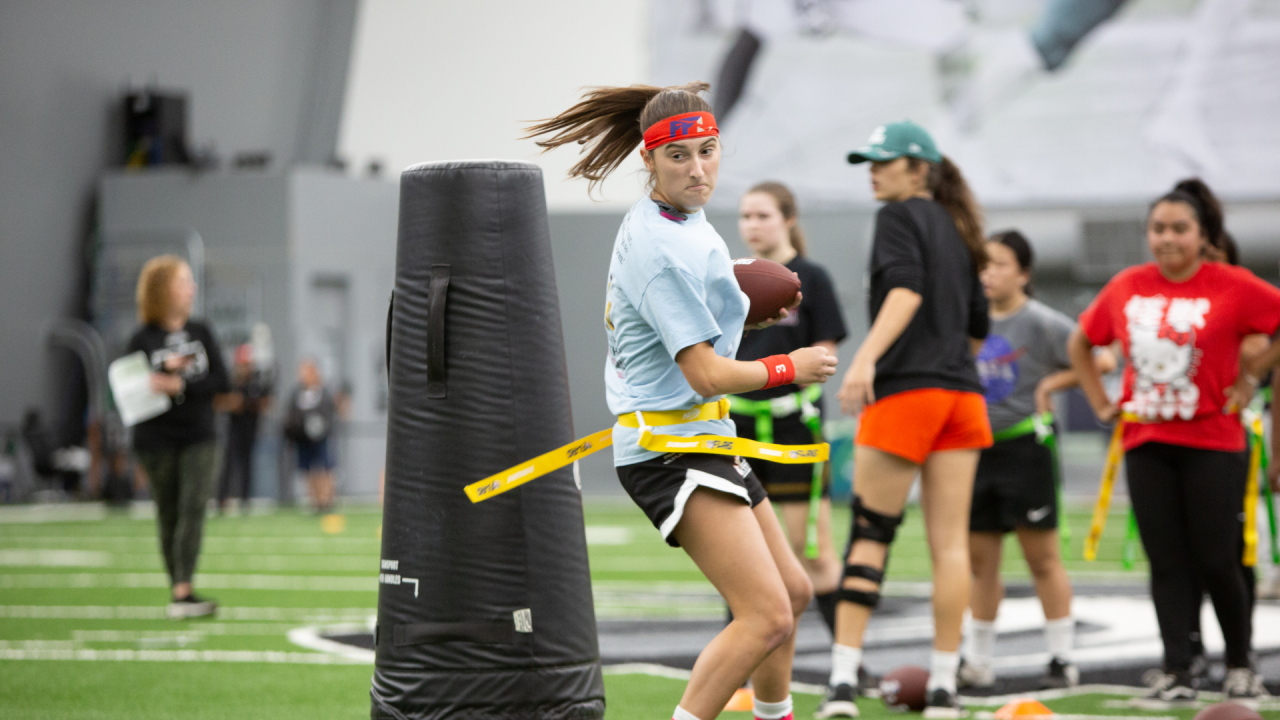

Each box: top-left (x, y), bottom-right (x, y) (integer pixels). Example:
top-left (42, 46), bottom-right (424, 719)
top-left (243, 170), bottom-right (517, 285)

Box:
top-left (908, 156), bottom-right (986, 270)
top-left (136, 254), bottom-right (187, 325)
top-left (525, 82), bottom-right (713, 193)
top-left (746, 181), bottom-right (807, 257)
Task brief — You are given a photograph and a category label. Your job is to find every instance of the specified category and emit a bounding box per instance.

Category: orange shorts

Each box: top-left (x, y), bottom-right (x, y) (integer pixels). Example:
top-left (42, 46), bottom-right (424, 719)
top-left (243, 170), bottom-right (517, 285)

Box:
top-left (856, 388), bottom-right (993, 465)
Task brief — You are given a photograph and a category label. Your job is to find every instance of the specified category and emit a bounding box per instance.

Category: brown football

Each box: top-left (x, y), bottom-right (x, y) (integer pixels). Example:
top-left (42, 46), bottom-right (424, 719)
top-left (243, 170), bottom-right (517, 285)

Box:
top-left (734, 258), bottom-right (801, 325)
top-left (1194, 703), bottom-right (1263, 720)
top-left (879, 665), bottom-right (929, 712)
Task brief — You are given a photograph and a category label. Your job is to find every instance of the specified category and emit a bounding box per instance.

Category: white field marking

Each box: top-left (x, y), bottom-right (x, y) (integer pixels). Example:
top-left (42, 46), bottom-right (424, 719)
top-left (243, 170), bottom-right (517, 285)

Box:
top-left (1102, 697), bottom-right (1280, 712)
top-left (72, 624), bottom-right (307, 641)
top-left (0, 536), bottom-right (381, 553)
top-left (0, 605), bottom-right (373, 621)
top-left (0, 504), bottom-right (107, 524)
top-left (601, 663), bottom-right (826, 696)
top-left (0, 550), bottom-right (111, 567)
top-left (973, 714), bottom-right (1174, 720)
top-left (0, 648), bottom-right (368, 664)
top-left (583, 526), bottom-right (631, 545)
top-left (0, 553), bottom-right (378, 572)
top-left (286, 624), bottom-right (375, 663)
top-left (587, 557), bottom-right (700, 572)
top-left (976, 596), bottom-right (1280, 671)
top-left (0, 573), bottom-right (377, 592)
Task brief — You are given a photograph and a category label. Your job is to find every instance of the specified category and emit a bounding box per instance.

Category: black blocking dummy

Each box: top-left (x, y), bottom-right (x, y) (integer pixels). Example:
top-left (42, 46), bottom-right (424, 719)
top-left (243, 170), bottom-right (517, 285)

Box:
top-left (372, 161), bottom-right (604, 720)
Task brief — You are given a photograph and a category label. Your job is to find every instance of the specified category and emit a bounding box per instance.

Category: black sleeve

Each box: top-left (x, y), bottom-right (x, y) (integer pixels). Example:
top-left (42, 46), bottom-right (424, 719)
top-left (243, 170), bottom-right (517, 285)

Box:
top-left (184, 322), bottom-right (230, 397)
top-left (125, 328), bottom-right (146, 358)
top-left (870, 204), bottom-right (924, 294)
top-left (967, 265), bottom-right (990, 340)
top-left (805, 264), bottom-right (848, 345)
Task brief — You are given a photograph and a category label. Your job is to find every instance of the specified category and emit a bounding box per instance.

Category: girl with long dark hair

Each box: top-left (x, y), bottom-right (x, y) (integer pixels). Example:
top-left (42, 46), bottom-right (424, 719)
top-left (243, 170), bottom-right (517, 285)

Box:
top-left (528, 83), bottom-right (837, 720)
top-left (733, 181), bottom-right (848, 635)
top-left (818, 121), bottom-right (991, 719)
top-left (1069, 178), bottom-right (1280, 700)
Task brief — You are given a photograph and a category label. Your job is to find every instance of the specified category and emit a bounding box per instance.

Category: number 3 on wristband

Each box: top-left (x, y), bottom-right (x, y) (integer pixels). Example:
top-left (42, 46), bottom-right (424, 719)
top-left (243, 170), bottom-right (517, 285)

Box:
top-left (760, 354), bottom-right (796, 389)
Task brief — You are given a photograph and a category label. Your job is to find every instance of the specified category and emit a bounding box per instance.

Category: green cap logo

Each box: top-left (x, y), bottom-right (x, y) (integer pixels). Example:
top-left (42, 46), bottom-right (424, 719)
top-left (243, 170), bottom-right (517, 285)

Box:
top-left (847, 120), bottom-right (942, 165)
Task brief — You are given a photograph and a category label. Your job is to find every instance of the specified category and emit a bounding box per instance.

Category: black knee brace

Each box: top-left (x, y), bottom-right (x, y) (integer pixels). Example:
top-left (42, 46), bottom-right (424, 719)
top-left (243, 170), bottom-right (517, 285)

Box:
top-left (837, 496), bottom-right (904, 609)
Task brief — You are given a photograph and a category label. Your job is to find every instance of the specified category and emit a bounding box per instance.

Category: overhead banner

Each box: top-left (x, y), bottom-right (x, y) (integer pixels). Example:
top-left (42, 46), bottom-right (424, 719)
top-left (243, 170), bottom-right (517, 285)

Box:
top-left (651, 0), bottom-right (1280, 208)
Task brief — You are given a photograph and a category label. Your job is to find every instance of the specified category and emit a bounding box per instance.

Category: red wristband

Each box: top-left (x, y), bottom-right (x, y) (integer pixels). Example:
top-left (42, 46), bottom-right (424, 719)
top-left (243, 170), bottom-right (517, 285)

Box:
top-left (759, 354), bottom-right (796, 389)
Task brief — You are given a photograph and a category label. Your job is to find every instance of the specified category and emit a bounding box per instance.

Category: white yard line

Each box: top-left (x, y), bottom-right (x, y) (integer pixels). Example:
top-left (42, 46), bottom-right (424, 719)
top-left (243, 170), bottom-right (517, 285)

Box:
top-left (0, 605), bottom-right (373, 621)
top-left (0, 573), bottom-right (377, 592)
top-left (0, 647), bottom-right (368, 664)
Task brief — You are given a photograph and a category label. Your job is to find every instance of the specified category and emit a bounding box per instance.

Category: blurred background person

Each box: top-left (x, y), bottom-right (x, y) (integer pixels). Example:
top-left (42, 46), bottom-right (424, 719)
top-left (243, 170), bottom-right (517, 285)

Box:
top-left (125, 255), bottom-right (228, 619)
top-left (1069, 178), bottom-right (1280, 700)
top-left (959, 230), bottom-right (1115, 691)
top-left (216, 343), bottom-right (272, 516)
top-left (732, 181), bottom-right (848, 636)
top-left (285, 358), bottom-right (338, 514)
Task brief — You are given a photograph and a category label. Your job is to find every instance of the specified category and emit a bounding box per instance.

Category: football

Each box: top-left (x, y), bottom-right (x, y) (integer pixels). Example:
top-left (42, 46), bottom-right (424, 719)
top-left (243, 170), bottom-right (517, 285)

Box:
top-left (1194, 703), bottom-right (1263, 720)
top-left (733, 258), bottom-right (801, 325)
top-left (879, 665), bottom-right (929, 712)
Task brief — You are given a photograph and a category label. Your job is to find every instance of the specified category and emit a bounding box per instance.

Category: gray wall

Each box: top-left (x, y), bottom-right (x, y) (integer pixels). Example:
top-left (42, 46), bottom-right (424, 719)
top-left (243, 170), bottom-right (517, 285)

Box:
top-left (0, 0), bottom-right (356, 437)
top-left (548, 209), bottom-right (876, 495)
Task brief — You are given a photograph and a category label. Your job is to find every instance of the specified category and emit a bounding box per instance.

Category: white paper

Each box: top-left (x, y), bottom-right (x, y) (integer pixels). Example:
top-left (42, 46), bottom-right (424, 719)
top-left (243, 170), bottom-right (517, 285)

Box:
top-left (108, 351), bottom-right (171, 427)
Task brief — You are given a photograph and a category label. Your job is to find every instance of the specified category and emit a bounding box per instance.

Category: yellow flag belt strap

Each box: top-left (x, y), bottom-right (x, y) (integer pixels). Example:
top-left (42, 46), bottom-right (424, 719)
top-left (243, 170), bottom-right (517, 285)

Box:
top-left (465, 398), bottom-right (828, 503)
top-left (1085, 412), bottom-right (1261, 567)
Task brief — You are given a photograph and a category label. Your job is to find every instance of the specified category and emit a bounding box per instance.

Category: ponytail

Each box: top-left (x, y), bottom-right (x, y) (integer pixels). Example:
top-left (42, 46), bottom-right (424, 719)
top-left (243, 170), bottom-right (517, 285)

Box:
top-left (908, 156), bottom-right (985, 270)
top-left (933, 156), bottom-right (986, 271)
top-left (525, 82), bottom-right (712, 193)
top-left (1153, 177), bottom-right (1236, 264)
top-left (746, 181), bottom-right (807, 257)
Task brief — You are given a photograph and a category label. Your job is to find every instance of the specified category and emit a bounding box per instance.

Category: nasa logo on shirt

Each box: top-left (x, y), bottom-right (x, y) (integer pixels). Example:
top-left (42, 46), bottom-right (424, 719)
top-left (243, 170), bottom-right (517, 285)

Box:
top-left (976, 334), bottom-right (1024, 403)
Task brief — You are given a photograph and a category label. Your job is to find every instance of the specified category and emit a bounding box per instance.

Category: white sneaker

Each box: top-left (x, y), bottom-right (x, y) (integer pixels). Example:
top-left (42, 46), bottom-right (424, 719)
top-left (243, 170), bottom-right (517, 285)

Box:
top-left (166, 594), bottom-right (217, 620)
top-left (957, 658), bottom-right (995, 689)
top-left (1223, 668), bottom-right (1270, 700)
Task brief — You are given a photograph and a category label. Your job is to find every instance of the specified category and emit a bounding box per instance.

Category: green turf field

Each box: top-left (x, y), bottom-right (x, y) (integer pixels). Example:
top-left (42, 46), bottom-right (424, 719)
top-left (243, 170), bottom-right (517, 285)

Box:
top-left (0, 500), bottom-right (1171, 719)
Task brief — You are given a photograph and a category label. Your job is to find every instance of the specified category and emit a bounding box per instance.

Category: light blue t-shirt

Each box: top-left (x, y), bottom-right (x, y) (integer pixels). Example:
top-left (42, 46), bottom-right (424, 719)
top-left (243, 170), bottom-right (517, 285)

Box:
top-left (604, 197), bottom-right (750, 466)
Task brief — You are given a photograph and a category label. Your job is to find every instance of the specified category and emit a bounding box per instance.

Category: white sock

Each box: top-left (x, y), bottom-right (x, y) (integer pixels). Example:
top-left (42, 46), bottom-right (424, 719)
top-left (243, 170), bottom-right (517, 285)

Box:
top-left (830, 644), bottom-right (863, 687)
top-left (966, 619), bottom-right (996, 669)
top-left (753, 695), bottom-right (793, 720)
top-left (673, 706), bottom-right (702, 720)
top-left (928, 650), bottom-right (960, 693)
top-left (1044, 616), bottom-right (1074, 661)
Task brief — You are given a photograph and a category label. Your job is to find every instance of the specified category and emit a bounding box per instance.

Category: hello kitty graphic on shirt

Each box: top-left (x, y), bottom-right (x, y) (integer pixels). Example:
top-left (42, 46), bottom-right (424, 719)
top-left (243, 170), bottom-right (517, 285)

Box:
top-left (1123, 294), bottom-right (1209, 420)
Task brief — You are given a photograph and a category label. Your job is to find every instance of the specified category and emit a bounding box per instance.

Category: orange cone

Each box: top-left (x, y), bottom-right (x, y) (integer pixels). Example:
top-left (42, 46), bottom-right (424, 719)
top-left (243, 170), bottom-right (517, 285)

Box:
top-left (994, 698), bottom-right (1054, 719)
top-left (724, 687), bottom-right (755, 712)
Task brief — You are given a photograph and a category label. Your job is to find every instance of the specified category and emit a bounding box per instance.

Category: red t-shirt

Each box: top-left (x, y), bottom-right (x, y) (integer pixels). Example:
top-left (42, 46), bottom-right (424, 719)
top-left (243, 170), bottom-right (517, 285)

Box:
top-left (1078, 262), bottom-right (1280, 452)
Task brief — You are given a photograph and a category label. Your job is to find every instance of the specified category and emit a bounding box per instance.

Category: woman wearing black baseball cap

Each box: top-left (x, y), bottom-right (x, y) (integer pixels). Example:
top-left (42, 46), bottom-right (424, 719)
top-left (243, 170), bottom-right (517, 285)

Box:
top-left (817, 121), bottom-right (991, 719)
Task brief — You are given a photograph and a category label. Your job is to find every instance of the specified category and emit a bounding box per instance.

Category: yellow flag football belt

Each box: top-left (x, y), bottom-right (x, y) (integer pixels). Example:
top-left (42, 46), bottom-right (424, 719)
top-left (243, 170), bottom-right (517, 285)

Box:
top-left (464, 398), bottom-right (829, 503)
top-left (1085, 412), bottom-right (1261, 567)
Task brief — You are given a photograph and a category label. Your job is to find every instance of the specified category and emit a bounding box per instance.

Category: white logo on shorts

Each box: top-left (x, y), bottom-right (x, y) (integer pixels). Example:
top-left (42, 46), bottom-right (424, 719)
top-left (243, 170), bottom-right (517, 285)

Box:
top-left (1027, 506), bottom-right (1051, 522)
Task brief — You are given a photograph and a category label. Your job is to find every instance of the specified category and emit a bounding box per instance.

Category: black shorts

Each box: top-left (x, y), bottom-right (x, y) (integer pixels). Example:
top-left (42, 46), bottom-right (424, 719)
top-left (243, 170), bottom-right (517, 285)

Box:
top-left (970, 433), bottom-right (1058, 533)
top-left (731, 412), bottom-right (829, 503)
top-left (617, 452), bottom-right (768, 547)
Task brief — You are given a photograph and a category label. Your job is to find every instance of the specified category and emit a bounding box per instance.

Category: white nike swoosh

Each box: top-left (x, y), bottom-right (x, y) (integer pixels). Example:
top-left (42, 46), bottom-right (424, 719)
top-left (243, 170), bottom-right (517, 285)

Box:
top-left (1027, 506), bottom-right (1051, 522)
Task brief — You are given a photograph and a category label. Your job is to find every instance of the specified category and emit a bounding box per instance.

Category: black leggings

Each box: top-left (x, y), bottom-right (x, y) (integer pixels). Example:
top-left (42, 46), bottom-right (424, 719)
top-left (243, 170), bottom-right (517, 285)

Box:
top-left (1126, 442), bottom-right (1252, 671)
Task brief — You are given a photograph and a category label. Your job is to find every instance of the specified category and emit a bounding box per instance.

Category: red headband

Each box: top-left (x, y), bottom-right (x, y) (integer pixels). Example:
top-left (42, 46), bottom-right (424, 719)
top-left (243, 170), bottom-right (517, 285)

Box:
top-left (643, 112), bottom-right (719, 151)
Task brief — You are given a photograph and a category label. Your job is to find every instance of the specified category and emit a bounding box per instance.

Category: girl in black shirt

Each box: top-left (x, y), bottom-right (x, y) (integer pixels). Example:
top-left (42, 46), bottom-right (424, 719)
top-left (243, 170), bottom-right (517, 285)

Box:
top-left (125, 255), bottom-right (228, 619)
top-left (733, 182), bottom-right (848, 635)
top-left (819, 121), bottom-right (991, 719)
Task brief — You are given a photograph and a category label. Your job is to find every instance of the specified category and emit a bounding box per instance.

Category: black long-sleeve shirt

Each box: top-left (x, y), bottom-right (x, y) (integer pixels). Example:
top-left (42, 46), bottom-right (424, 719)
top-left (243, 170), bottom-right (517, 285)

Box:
top-left (125, 320), bottom-right (229, 451)
top-left (867, 198), bottom-right (988, 400)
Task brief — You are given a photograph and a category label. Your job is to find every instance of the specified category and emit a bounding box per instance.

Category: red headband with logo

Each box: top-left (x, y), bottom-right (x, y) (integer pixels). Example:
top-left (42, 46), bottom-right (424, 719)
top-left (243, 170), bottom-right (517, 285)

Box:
top-left (643, 112), bottom-right (719, 151)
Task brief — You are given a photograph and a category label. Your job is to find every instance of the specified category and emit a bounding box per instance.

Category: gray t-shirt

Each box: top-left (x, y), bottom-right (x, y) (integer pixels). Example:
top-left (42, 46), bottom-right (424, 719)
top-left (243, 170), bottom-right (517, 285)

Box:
top-left (975, 299), bottom-right (1075, 432)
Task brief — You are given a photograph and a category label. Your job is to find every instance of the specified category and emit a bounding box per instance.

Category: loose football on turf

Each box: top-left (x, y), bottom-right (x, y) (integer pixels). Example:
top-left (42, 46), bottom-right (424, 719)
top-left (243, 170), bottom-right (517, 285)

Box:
top-left (734, 258), bottom-right (801, 325)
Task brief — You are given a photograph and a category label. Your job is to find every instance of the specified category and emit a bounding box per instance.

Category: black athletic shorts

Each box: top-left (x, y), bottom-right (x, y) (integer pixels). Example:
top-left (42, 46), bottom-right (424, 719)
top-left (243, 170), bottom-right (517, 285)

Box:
top-left (731, 412), bottom-right (830, 503)
top-left (617, 451), bottom-right (768, 547)
top-left (970, 433), bottom-right (1058, 533)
